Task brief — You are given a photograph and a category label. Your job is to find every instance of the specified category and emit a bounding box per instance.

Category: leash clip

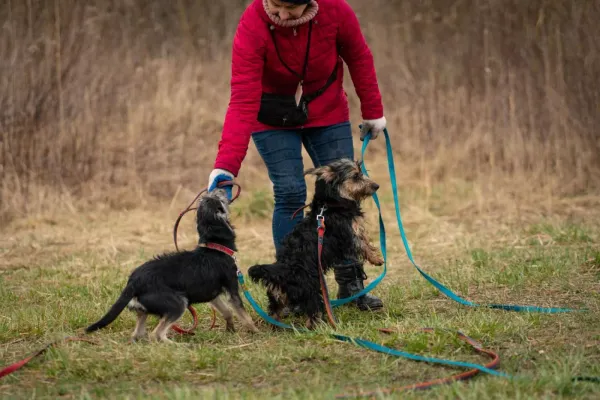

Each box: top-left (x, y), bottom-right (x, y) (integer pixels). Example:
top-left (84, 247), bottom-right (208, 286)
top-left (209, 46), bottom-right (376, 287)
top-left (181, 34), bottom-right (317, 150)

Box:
top-left (316, 206), bottom-right (326, 220)
top-left (316, 206), bottom-right (326, 228)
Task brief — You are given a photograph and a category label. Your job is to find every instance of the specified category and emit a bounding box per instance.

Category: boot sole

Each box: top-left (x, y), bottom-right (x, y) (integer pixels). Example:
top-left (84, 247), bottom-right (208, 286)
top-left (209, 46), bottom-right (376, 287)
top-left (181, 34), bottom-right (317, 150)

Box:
top-left (339, 299), bottom-right (384, 312)
top-left (357, 303), bottom-right (384, 312)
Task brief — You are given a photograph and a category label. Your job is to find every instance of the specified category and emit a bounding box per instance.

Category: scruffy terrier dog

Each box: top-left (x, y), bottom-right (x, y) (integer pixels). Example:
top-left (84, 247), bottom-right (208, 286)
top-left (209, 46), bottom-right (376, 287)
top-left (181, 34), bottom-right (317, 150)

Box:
top-left (248, 158), bottom-right (384, 329)
top-left (85, 188), bottom-right (259, 342)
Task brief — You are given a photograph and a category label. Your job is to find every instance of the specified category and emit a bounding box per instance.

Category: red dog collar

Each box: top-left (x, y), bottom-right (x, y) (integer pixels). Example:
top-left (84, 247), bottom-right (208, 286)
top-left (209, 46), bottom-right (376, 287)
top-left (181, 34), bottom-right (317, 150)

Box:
top-left (204, 242), bottom-right (236, 257)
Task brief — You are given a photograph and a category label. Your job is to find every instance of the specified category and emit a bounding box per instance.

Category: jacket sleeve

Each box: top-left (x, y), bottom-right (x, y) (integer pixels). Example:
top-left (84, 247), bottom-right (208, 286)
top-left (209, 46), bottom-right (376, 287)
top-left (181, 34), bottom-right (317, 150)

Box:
top-left (213, 11), bottom-right (266, 176)
top-left (336, 0), bottom-right (384, 120)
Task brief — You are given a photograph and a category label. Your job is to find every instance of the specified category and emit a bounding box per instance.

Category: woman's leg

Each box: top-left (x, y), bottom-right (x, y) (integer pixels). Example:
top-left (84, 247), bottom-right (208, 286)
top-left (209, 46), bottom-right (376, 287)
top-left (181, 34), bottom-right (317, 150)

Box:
top-left (252, 129), bottom-right (306, 255)
top-left (301, 121), bottom-right (354, 167)
top-left (302, 121), bottom-right (384, 311)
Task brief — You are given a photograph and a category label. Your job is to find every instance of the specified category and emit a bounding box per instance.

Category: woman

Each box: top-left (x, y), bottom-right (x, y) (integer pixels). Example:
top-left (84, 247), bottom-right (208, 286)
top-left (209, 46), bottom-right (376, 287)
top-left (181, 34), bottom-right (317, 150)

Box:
top-left (207, 0), bottom-right (387, 311)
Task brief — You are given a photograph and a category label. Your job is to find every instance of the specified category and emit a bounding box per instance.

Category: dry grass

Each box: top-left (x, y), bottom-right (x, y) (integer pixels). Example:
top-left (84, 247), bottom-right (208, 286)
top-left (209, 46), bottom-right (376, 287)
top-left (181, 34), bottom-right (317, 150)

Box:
top-left (1, 0), bottom-right (599, 222)
top-left (0, 190), bottom-right (599, 399)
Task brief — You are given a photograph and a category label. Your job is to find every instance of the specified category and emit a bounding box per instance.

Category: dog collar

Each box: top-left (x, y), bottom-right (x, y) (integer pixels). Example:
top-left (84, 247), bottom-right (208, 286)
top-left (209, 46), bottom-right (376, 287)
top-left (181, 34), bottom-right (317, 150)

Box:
top-left (204, 242), bottom-right (236, 257)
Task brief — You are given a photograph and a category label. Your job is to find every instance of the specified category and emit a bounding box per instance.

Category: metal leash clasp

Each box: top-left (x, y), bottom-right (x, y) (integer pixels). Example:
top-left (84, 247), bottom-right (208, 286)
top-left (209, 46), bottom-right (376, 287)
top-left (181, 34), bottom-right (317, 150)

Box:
top-left (316, 206), bottom-right (326, 228)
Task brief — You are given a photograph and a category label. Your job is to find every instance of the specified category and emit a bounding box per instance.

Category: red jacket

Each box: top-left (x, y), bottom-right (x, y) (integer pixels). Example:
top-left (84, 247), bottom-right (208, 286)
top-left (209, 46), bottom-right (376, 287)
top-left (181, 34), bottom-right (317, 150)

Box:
top-left (214, 0), bottom-right (384, 176)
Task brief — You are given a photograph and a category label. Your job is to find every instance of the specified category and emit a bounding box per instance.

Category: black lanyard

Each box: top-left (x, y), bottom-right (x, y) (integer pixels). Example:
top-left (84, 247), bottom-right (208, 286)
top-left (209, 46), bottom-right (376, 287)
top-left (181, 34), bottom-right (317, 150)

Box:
top-left (269, 20), bottom-right (313, 82)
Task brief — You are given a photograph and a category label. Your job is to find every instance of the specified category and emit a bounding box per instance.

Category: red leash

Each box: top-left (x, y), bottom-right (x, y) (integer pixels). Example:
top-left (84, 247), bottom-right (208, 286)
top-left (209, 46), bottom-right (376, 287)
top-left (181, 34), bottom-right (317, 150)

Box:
top-left (173, 181), bottom-right (241, 252)
top-left (336, 327), bottom-right (500, 398)
top-left (171, 181), bottom-right (241, 334)
top-left (0, 336), bottom-right (98, 380)
top-left (316, 207), bottom-right (339, 328)
top-left (291, 204), bottom-right (310, 220)
top-left (170, 305), bottom-right (205, 335)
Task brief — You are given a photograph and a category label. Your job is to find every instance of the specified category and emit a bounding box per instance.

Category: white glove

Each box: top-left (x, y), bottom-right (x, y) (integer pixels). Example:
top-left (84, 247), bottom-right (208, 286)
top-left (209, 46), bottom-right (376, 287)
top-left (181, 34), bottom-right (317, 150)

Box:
top-left (360, 116), bottom-right (387, 141)
top-left (207, 168), bottom-right (234, 199)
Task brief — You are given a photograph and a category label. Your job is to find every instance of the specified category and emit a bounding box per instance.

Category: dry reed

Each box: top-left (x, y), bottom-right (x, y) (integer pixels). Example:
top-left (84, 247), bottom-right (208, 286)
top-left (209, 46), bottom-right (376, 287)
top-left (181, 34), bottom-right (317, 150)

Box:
top-left (1, 0), bottom-right (599, 222)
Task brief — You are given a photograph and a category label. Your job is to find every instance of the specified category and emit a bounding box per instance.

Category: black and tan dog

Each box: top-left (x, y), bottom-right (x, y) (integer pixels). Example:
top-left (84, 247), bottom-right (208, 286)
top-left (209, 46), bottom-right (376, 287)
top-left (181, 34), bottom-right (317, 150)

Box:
top-left (85, 188), bottom-right (259, 342)
top-left (248, 158), bottom-right (384, 329)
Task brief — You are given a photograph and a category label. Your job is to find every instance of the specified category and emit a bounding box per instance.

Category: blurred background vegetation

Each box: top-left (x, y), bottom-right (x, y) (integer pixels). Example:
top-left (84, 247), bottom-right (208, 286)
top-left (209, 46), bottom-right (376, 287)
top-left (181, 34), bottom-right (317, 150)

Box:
top-left (1, 0), bottom-right (599, 222)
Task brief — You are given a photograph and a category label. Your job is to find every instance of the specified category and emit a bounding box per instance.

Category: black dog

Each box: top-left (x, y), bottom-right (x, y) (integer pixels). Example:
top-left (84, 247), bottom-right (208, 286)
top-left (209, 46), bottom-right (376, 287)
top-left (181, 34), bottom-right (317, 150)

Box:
top-left (247, 158), bottom-right (384, 329)
top-left (85, 189), bottom-right (259, 342)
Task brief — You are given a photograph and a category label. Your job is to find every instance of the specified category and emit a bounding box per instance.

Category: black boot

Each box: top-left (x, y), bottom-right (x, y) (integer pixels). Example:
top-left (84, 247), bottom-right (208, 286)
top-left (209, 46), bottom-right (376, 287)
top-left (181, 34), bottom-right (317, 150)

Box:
top-left (333, 262), bottom-right (383, 311)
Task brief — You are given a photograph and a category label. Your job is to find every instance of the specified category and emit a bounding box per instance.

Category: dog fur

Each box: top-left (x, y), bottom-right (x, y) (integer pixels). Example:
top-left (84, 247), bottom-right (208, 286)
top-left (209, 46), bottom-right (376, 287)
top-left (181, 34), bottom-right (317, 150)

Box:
top-left (247, 158), bottom-right (383, 329)
top-left (85, 189), bottom-right (258, 342)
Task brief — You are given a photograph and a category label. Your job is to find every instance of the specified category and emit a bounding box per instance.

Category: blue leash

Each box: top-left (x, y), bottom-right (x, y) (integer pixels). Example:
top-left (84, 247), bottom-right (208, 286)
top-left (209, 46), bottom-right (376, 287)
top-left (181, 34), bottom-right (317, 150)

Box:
top-left (328, 127), bottom-right (581, 312)
top-left (237, 271), bottom-right (509, 379)
top-left (233, 125), bottom-right (590, 390)
top-left (359, 127), bottom-right (582, 313)
top-left (234, 122), bottom-right (515, 378)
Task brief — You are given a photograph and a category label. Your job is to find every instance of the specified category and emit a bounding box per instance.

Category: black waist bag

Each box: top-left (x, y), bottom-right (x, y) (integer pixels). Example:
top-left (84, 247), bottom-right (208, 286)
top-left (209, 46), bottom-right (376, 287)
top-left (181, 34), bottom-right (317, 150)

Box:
top-left (257, 92), bottom-right (309, 127)
top-left (257, 64), bottom-right (337, 127)
top-left (257, 20), bottom-right (338, 128)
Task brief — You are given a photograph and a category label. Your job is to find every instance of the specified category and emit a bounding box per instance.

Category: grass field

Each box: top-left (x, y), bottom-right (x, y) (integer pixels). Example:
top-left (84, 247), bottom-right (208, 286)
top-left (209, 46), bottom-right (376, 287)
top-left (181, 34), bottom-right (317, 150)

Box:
top-left (2, 0), bottom-right (599, 398)
top-left (1, 181), bottom-right (599, 399)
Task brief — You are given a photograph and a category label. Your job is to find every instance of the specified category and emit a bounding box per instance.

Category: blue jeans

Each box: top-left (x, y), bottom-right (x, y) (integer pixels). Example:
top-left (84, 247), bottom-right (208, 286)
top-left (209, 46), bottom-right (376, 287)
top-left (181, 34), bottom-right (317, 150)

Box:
top-left (252, 121), bottom-right (354, 254)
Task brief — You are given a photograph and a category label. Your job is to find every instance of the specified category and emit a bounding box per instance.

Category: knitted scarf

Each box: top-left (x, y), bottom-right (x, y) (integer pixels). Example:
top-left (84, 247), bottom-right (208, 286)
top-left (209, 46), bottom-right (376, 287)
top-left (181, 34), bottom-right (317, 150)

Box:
top-left (263, 0), bottom-right (319, 28)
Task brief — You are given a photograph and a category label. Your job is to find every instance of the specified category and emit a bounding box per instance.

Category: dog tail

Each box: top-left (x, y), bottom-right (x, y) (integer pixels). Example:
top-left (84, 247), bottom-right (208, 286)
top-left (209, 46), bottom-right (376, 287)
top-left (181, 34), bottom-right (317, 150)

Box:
top-left (85, 283), bottom-right (136, 333)
top-left (248, 263), bottom-right (281, 284)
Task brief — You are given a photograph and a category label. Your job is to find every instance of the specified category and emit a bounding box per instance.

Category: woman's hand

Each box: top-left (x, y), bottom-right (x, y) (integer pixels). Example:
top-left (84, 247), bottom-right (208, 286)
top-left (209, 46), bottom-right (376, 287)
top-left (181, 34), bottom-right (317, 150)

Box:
top-left (360, 116), bottom-right (387, 141)
top-left (207, 168), bottom-right (235, 199)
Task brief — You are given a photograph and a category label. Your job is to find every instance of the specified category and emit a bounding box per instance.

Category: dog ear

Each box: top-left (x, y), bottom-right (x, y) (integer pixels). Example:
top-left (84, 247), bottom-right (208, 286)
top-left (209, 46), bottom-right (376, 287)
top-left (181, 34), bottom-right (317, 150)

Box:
top-left (304, 167), bottom-right (323, 176)
top-left (304, 166), bottom-right (334, 182)
top-left (355, 159), bottom-right (365, 172)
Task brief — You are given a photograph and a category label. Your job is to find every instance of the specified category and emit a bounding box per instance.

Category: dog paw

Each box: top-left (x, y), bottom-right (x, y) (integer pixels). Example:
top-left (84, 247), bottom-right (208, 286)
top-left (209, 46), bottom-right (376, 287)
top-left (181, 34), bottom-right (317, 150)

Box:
top-left (249, 325), bottom-right (260, 334)
top-left (370, 254), bottom-right (385, 266)
top-left (245, 321), bottom-right (260, 333)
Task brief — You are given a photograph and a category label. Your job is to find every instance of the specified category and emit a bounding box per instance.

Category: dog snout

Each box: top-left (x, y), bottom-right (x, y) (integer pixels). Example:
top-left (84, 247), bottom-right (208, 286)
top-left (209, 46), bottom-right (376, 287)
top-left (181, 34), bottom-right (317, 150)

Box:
top-left (371, 182), bottom-right (379, 192)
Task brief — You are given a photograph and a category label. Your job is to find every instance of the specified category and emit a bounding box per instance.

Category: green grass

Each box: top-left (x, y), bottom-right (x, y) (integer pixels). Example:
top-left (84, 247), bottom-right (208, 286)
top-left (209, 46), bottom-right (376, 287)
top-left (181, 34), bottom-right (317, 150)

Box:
top-left (1, 198), bottom-right (599, 399)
